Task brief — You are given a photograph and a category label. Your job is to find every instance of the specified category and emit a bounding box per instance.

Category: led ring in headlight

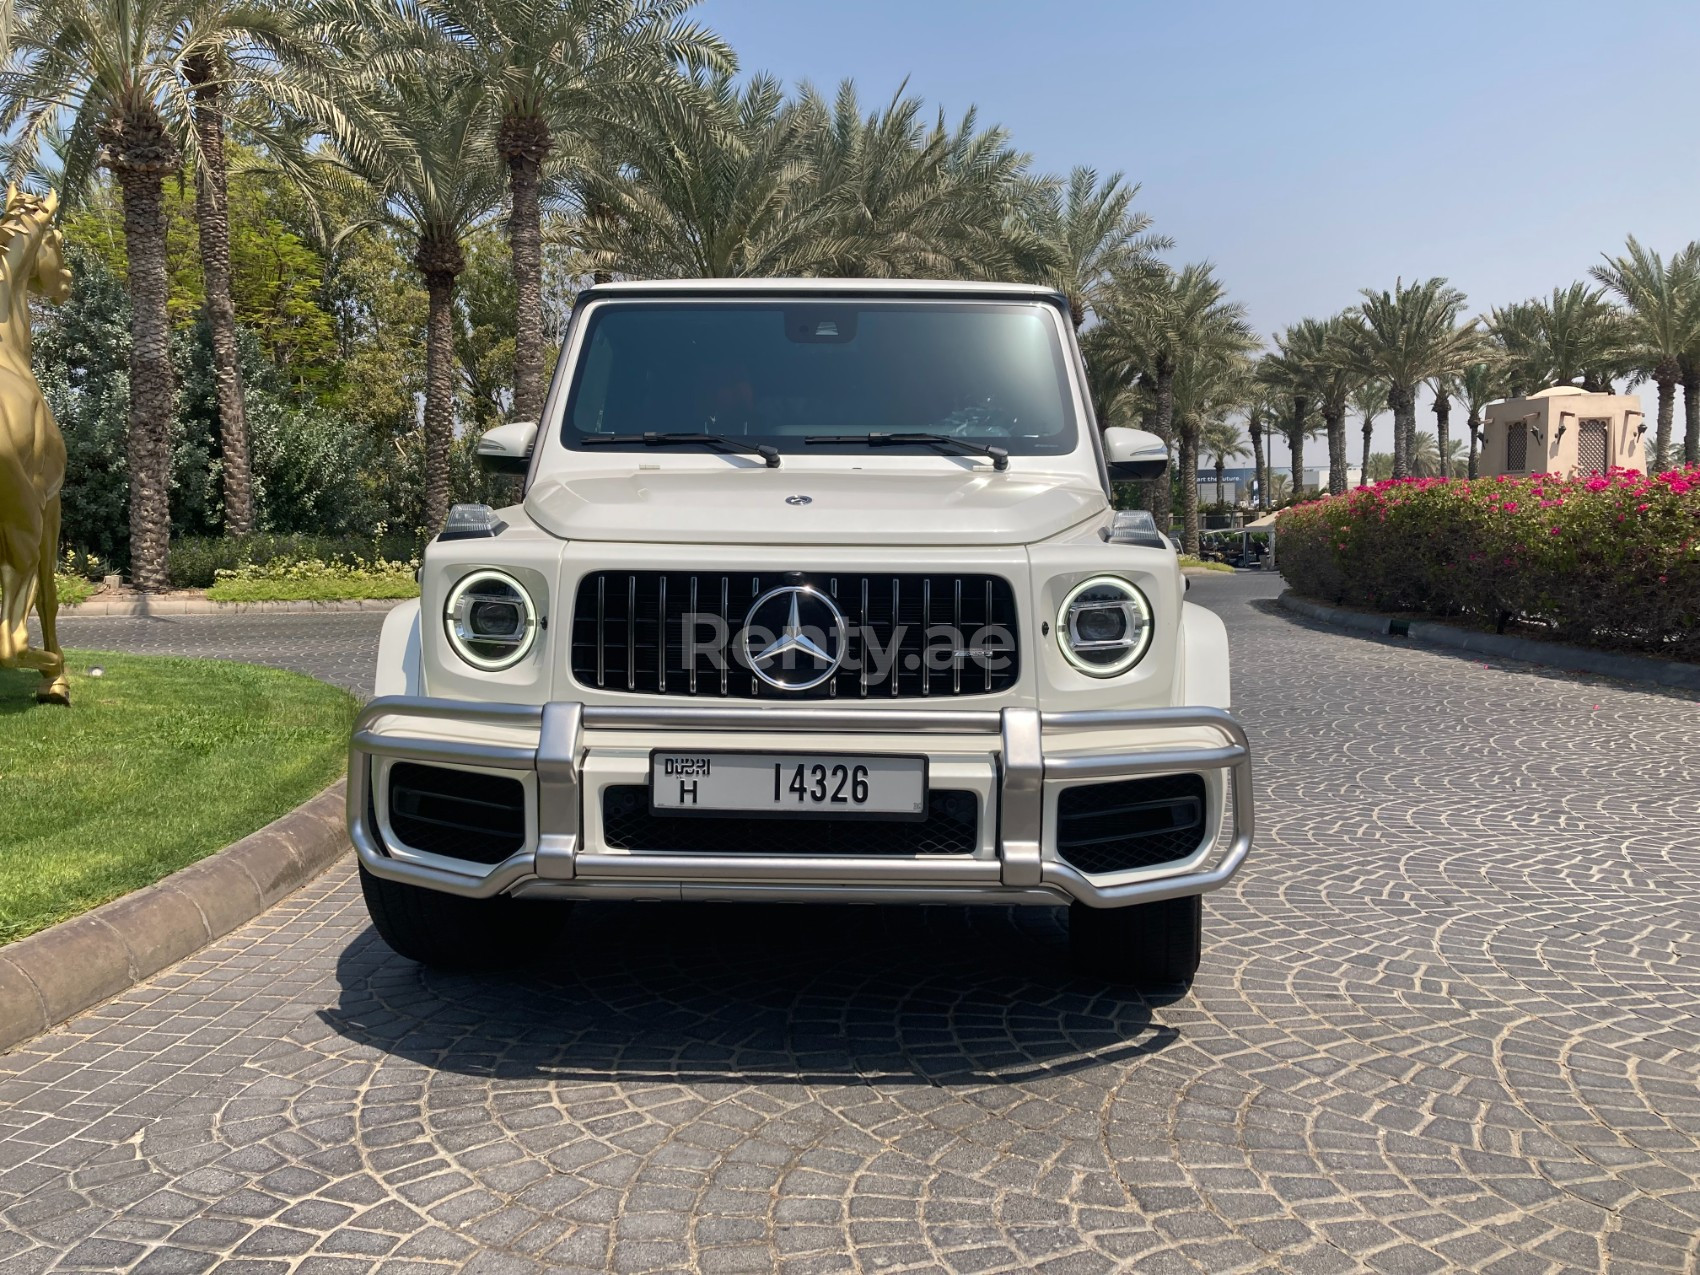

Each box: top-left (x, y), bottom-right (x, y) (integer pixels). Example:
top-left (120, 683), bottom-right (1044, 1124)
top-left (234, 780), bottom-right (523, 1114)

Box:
top-left (1058, 575), bottom-right (1152, 676)
top-left (445, 569), bottom-right (538, 670)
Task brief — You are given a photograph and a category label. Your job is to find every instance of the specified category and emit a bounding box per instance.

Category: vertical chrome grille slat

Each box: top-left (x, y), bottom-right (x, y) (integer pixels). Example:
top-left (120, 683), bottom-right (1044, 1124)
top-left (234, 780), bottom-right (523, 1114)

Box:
top-left (890, 578), bottom-right (901, 698)
top-left (596, 576), bottom-right (606, 688)
top-left (984, 580), bottom-right (994, 691)
top-left (828, 578), bottom-right (839, 698)
top-left (626, 575), bottom-right (636, 692)
top-left (656, 575), bottom-right (667, 693)
top-left (920, 579), bottom-right (932, 697)
top-left (689, 576), bottom-right (698, 695)
top-left (860, 577), bottom-right (869, 698)
top-left (953, 578), bottom-right (963, 695)
top-left (720, 577), bottom-right (730, 696)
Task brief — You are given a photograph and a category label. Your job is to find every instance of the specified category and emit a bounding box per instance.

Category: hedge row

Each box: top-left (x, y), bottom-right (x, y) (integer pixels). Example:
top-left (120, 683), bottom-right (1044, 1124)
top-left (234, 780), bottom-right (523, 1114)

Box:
top-left (166, 533), bottom-right (423, 589)
top-left (1277, 468), bottom-right (1700, 659)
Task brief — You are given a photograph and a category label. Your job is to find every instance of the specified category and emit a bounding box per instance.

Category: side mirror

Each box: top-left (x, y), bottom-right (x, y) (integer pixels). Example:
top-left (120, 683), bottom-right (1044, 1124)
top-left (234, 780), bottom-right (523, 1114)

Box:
top-left (1103, 427), bottom-right (1169, 480)
top-left (476, 420), bottom-right (537, 474)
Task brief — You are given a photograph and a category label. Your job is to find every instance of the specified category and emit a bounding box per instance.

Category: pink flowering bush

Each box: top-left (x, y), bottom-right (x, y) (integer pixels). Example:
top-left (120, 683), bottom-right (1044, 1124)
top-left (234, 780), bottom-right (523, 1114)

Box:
top-left (1278, 468), bottom-right (1700, 658)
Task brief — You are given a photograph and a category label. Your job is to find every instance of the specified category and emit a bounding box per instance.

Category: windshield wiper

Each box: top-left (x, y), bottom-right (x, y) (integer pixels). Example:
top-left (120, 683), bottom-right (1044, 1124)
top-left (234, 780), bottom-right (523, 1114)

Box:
top-left (582, 432), bottom-right (780, 468)
top-left (805, 432), bottom-right (1009, 471)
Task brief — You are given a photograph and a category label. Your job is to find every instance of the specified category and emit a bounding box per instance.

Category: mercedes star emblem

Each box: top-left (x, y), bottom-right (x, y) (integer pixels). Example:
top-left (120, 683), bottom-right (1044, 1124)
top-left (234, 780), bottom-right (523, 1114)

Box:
top-left (741, 586), bottom-right (847, 691)
top-left (785, 494), bottom-right (812, 505)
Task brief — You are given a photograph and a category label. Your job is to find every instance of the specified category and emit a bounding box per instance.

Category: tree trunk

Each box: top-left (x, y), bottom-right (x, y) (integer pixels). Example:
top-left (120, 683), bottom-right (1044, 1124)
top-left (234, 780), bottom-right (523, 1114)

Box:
top-left (1360, 419), bottom-right (1373, 484)
top-left (106, 111), bottom-right (180, 591)
top-left (1215, 462), bottom-right (1225, 506)
top-left (1653, 365), bottom-right (1677, 471)
top-left (1433, 389), bottom-right (1452, 479)
top-left (1389, 382), bottom-right (1414, 479)
top-left (185, 55), bottom-right (252, 536)
top-left (1178, 422), bottom-right (1201, 554)
top-left (499, 113), bottom-right (551, 428)
top-left (416, 235), bottom-right (466, 533)
top-left (1467, 414), bottom-right (1481, 479)
top-left (1248, 414), bottom-right (1268, 510)
top-left (1287, 394), bottom-right (1308, 501)
top-left (1681, 357), bottom-right (1699, 467)
top-left (1148, 364), bottom-right (1175, 530)
top-left (1325, 407), bottom-right (1346, 494)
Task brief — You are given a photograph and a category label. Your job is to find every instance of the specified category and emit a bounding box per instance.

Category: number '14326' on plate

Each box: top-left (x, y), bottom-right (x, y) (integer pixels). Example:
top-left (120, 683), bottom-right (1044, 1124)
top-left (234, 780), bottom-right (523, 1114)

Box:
top-left (649, 752), bottom-right (927, 818)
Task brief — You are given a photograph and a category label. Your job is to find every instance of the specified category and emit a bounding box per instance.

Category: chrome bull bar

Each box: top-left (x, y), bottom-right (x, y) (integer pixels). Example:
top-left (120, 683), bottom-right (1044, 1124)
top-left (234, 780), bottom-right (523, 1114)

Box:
top-left (347, 697), bottom-right (1254, 908)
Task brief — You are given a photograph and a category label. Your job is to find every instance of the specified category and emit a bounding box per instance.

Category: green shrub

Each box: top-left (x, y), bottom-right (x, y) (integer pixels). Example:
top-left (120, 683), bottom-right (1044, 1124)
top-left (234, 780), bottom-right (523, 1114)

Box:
top-left (205, 556), bottom-right (419, 602)
top-left (1278, 468), bottom-right (1700, 657)
top-left (167, 532), bottom-right (421, 589)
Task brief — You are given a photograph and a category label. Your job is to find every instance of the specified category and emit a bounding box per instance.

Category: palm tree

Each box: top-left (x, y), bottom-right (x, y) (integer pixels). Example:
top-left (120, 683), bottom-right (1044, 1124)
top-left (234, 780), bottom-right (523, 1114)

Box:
top-left (580, 73), bottom-right (1038, 282)
top-left (1428, 372), bottom-right (1455, 483)
top-left (1244, 387), bottom-right (1280, 510)
top-left (1095, 262), bottom-right (1255, 536)
top-left (1453, 360), bottom-right (1501, 479)
top-left (1591, 237), bottom-right (1697, 471)
top-left (1349, 379), bottom-right (1386, 486)
top-left (1201, 420), bottom-right (1249, 506)
top-left (1674, 242), bottom-right (1700, 466)
top-left (1260, 319), bottom-right (1348, 496)
top-left (318, 68), bottom-right (505, 531)
top-left (7, 2), bottom-right (329, 545)
top-left (1265, 470), bottom-right (1292, 505)
top-left (1168, 349), bottom-right (1251, 551)
top-left (1488, 283), bottom-right (1623, 396)
top-left (1345, 277), bottom-right (1476, 479)
top-left (427, 0), bottom-right (732, 427)
top-left (1026, 166), bottom-right (1168, 329)
top-left (1409, 430), bottom-right (1440, 477)
top-left (3, 0), bottom-right (237, 585)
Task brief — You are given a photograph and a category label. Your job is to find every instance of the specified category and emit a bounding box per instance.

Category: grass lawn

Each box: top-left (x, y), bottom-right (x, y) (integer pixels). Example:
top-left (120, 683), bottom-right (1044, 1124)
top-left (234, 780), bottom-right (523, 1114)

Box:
top-left (1178, 556), bottom-right (1235, 572)
top-left (0, 651), bottom-right (356, 944)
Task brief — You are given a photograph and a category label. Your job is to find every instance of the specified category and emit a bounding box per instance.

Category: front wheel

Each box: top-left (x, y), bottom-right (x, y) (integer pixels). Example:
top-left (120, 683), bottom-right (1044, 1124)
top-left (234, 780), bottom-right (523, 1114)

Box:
top-left (1070, 894), bottom-right (1202, 989)
top-left (359, 864), bottom-right (566, 970)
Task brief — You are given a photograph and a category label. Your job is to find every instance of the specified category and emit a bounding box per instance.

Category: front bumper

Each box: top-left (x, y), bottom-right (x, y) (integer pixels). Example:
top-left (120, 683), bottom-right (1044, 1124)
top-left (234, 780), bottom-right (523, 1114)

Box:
top-left (347, 697), bottom-right (1254, 909)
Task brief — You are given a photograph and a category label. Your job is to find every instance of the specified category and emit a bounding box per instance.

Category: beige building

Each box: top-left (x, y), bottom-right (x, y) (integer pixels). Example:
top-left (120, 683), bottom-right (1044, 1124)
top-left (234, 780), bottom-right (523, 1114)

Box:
top-left (1480, 386), bottom-right (1645, 478)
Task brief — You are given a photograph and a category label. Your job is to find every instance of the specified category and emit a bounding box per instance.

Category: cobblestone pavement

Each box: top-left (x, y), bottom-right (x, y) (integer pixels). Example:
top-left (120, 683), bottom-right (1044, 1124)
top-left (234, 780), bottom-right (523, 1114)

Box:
top-left (4, 573), bottom-right (1699, 1273)
top-left (50, 612), bottom-right (388, 695)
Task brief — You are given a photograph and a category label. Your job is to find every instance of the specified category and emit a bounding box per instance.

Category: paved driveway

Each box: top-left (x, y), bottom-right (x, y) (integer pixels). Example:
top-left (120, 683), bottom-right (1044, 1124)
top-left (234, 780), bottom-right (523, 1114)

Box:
top-left (54, 611), bottom-right (388, 696)
top-left (4, 575), bottom-right (1698, 1273)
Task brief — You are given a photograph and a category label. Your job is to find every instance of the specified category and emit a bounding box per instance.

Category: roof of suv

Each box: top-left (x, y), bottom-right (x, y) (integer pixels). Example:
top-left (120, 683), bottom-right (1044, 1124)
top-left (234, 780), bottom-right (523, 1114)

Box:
top-left (576, 277), bottom-right (1071, 310)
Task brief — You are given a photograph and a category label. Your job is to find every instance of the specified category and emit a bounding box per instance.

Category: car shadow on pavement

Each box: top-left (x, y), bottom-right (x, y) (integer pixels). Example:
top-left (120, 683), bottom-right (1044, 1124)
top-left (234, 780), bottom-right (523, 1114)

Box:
top-left (317, 901), bottom-right (1179, 1086)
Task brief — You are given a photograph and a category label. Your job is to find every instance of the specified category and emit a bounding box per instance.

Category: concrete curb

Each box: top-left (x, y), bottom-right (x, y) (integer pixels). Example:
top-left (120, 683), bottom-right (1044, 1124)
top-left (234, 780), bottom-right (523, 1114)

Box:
top-left (1277, 591), bottom-right (1700, 694)
top-left (62, 596), bottom-right (410, 617)
top-left (0, 783), bottom-right (350, 1053)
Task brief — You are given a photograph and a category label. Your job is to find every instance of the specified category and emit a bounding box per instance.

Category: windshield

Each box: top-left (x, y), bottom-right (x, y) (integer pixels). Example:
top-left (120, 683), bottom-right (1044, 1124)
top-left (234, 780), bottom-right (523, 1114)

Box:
top-left (561, 300), bottom-right (1078, 457)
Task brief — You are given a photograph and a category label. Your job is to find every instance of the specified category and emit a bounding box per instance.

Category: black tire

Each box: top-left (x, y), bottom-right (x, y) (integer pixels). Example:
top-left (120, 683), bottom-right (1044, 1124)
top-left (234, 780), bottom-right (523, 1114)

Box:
top-left (1070, 894), bottom-right (1202, 989)
top-left (359, 864), bottom-right (567, 970)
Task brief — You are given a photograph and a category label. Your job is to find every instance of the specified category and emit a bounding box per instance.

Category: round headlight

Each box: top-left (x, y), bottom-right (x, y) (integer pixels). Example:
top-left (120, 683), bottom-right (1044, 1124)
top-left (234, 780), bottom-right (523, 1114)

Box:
top-left (1057, 576), bottom-right (1152, 676)
top-left (445, 569), bottom-right (538, 670)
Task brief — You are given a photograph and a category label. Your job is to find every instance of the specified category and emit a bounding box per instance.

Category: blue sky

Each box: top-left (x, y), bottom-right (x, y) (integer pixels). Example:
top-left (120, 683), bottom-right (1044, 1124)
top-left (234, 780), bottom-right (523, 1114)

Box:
top-left (696, 0), bottom-right (1700, 464)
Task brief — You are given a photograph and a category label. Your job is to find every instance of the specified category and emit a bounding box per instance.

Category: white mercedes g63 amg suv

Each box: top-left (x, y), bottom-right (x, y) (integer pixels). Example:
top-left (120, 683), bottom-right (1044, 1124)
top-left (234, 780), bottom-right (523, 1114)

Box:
top-left (350, 279), bottom-right (1252, 988)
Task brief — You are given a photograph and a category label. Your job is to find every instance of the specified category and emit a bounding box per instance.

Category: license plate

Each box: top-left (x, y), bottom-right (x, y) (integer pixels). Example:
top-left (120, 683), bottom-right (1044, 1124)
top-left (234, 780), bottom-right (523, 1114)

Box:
top-left (650, 752), bottom-right (928, 818)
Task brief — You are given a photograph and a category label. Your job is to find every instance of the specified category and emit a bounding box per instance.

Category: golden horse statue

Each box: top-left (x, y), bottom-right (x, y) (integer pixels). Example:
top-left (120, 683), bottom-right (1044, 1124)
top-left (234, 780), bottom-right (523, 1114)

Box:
top-left (0, 187), bottom-right (73, 704)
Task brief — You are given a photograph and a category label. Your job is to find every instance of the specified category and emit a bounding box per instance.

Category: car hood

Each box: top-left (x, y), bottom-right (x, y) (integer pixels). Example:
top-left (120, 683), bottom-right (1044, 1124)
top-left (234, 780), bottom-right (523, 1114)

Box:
top-left (523, 467), bottom-right (1105, 546)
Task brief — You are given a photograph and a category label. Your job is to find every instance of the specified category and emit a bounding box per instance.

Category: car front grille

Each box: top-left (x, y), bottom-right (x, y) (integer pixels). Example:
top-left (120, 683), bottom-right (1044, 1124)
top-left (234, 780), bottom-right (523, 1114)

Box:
top-left (570, 571), bottom-right (1020, 698)
top-left (600, 785), bottom-right (979, 855)
top-left (387, 762), bottom-right (526, 865)
top-left (1055, 774), bottom-right (1208, 875)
